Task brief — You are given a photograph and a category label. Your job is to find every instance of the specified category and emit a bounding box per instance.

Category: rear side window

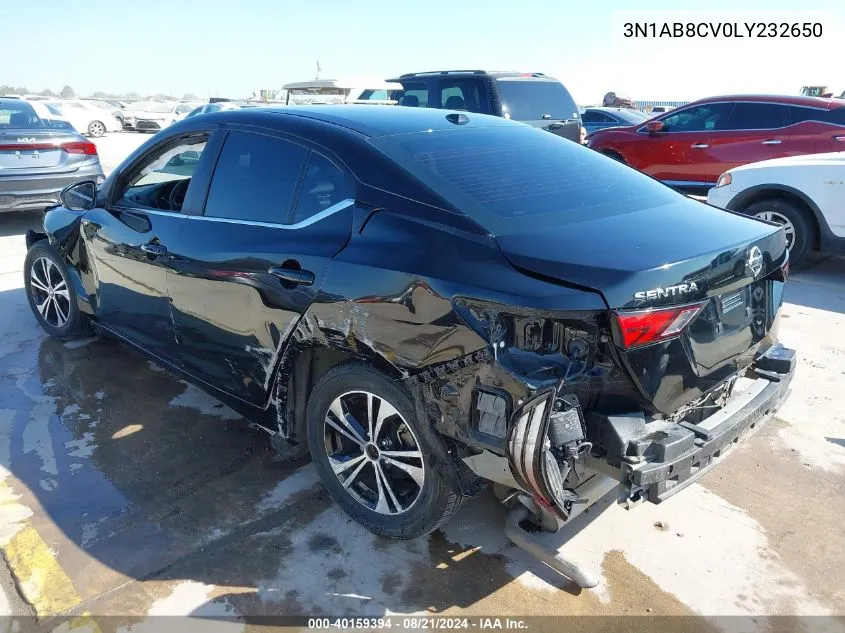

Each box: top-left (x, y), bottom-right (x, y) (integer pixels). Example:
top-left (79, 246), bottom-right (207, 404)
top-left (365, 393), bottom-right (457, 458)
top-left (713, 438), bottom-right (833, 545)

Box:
top-left (726, 103), bottom-right (790, 130)
top-left (292, 153), bottom-right (346, 224)
top-left (204, 131), bottom-right (307, 224)
top-left (582, 110), bottom-right (615, 123)
top-left (495, 79), bottom-right (579, 121)
top-left (823, 107), bottom-right (845, 125)
top-left (0, 101), bottom-right (45, 129)
top-left (438, 80), bottom-right (488, 113)
top-left (370, 126), bottom-right (679, 232)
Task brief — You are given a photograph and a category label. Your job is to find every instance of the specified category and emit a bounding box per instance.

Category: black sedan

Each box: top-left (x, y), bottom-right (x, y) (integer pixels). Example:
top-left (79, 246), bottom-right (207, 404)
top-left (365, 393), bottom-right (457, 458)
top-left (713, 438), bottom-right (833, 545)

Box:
top-left (24, 105), bottom-right (794, 584)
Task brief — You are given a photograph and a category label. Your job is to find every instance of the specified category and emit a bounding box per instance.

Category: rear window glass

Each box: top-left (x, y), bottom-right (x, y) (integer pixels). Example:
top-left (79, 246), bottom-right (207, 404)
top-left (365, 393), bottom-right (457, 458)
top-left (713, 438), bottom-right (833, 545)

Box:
top-left (369, 125), bottom-right (680, 234)
top-left (726, 103), bottom-right (791, 130)
top-left (495, 80), bottom-right (579, 121)
top-left (0, 101), bottom-right (45, 129)
top-left (397, 82), bottom-right (429, 108)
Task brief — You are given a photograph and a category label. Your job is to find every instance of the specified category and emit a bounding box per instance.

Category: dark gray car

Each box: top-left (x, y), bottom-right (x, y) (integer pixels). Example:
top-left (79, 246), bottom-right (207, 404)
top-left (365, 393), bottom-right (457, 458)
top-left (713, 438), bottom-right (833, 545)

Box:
top-left (0, 99), bottom-right (104, 213)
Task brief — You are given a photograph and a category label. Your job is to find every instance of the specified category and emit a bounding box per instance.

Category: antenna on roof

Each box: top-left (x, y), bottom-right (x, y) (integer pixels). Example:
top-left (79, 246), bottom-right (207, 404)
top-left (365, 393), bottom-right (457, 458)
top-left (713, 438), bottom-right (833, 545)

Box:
top-left (316, 59), bottom-right (322, 80)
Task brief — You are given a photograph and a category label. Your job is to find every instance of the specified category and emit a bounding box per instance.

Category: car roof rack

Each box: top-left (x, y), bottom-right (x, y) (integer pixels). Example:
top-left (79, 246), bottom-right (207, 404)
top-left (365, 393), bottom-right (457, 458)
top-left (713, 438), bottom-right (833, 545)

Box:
top-left (397, 70), bottom-right (488, 78)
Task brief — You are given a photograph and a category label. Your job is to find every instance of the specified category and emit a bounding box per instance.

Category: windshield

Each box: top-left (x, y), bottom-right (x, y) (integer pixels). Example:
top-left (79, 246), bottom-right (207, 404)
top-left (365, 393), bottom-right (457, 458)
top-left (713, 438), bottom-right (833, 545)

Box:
top-left (495, 79), bottom-right (580, 121)
top-left (0, 101), bottom-right (46, 129)
top-left (369, 125), bottom-right (681, 235)
top-left (146, 102), bottom-right (176, 113)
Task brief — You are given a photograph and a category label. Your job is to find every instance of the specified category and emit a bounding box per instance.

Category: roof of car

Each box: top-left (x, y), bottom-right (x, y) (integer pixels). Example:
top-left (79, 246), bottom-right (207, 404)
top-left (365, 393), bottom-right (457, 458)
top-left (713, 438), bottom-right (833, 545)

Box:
top-left (389, 70), bottom-right (550, 81)
top-left (693, 94), bottom-right (844, 108)
top-left (210, 104), bottom-right (517, 137)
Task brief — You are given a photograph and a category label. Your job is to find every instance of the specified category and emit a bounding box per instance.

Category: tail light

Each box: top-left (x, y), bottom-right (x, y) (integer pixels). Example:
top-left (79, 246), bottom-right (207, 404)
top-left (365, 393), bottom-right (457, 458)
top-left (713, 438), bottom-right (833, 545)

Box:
top-left (0, 141), bottom-right (97, 155)
top-left (613, 302), bottom-right (707, 349)
top-left (61, 141), bottom-right (98, 155)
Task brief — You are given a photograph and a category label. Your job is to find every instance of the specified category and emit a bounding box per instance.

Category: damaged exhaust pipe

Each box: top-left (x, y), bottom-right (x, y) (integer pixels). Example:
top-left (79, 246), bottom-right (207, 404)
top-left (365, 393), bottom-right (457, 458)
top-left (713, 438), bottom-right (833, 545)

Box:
top-left (504, 502), bottom-right (599, 589)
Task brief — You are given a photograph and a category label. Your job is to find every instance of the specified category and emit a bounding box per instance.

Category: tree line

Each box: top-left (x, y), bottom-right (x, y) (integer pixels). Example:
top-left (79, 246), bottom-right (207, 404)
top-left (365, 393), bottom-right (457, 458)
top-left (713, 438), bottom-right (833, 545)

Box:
top-left (1, 85), bottom-right (200, 102)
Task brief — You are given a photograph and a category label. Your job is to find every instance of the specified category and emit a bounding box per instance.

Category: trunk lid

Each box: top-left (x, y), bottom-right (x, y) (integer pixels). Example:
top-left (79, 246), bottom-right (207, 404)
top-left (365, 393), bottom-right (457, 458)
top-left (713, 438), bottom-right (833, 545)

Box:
top-left (0, 129), bottom-right (94, 174)
top-left (496, 199), bottom-right (789, 414)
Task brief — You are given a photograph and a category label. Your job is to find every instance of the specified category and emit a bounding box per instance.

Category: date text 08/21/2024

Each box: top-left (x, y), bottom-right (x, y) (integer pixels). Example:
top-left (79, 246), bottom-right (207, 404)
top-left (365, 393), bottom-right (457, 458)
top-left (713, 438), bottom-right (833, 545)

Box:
top-left (307, 617), bottom-right (529, 630)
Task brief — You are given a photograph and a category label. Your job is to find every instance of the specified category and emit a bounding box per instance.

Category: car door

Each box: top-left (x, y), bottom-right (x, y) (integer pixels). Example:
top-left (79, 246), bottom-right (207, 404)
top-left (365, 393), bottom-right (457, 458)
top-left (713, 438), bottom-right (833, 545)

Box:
top-left (710, 102), bottom-right (794, 175)
top-left (166, 128), bottom-right (355, 405)
top-left (80, 130), bottom-right (216, 364)
top-left (638, 102), bottom-right (734, 185)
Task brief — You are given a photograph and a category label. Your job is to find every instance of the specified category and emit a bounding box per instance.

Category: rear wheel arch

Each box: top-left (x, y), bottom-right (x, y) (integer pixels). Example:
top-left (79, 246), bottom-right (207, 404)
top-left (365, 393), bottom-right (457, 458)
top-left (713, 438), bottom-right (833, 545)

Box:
top-left (730, 186), bottom-right (821, 249)
top-left (272, 336), bottom-right (407, 444)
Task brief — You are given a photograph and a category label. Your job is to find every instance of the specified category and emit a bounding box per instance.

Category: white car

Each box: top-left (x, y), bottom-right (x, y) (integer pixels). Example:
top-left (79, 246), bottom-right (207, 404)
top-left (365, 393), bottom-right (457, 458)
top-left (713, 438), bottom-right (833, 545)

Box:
top-left (707, 152), bottom-right (845, 264)
top-left (133, 101), bottom-right (203, 133)
top-left (42, 100), bottom-right (122, 137)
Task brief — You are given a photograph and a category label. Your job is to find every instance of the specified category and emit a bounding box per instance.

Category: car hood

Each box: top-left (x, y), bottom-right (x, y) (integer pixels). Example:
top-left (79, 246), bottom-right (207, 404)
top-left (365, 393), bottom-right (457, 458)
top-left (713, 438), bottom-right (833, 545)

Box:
top-left (730, 151), bottom-right (845, 173)
top-left (494, 197), bottom-right (785, 309)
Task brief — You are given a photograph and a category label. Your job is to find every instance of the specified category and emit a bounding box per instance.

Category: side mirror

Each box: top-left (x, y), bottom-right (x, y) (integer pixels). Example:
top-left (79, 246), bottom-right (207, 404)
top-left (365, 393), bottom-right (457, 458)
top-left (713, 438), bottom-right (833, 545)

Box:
top-left (645, 120), bottom-right (665, 134)
top-left (60, 180), bottom-right (97, 211)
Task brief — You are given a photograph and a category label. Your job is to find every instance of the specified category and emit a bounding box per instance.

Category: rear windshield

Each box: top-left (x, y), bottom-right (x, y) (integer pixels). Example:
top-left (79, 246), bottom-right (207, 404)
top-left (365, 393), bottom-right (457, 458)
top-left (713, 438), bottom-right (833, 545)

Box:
top-left (495, 79), bottom-right (580, 121)
top-left (0, 101), bottom-right (45, 129)
top-left (369, 125), bottom-right (681, 235)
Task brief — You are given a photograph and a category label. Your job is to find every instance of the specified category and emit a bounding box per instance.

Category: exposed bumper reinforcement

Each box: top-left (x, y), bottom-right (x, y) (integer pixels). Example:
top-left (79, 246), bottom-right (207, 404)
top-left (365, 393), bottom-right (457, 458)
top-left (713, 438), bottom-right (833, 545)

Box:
top-left (626, 345), bottom-right (795, 503)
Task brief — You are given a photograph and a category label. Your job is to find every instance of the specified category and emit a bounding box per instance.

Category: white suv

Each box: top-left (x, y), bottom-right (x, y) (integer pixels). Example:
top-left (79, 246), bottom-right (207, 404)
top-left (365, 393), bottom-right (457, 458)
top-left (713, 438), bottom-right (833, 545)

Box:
top-left (707, 152), bottom-right (845, 264)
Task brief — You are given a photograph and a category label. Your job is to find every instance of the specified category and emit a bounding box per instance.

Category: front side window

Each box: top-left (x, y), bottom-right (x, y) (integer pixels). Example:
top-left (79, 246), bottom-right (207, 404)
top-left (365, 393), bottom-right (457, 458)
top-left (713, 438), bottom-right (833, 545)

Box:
top-left (358, 89), bottom-right (389, 101)
top-left (115, 136), bottom-right (208, 212)
top-left (658, 103), bottom-right (734, 132)
top-left (292, 153), bottom-right (346, 224)
top-left (204, 131), bottom-right (307, 224)
top-left (725, 103), bottom-right (791, 130)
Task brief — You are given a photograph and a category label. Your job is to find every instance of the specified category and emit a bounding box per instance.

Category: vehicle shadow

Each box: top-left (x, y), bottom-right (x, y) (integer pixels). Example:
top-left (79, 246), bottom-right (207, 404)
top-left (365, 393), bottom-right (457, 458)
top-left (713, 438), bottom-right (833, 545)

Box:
top-left (0, 285), bottom-right (615, 622)
top-left (0, 210), bottom-right (44, 238)
top-left (785, 253), bottom-right (845, 315)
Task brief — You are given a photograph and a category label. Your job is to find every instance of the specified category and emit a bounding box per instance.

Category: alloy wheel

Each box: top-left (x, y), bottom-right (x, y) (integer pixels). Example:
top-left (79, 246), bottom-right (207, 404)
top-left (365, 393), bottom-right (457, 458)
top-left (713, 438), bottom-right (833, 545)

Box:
top-left (89, 121), bottom-right (105, 137)
top-left (753, 210), bottom-right (796, 250)
top-left (29, 257), bottom-right (71, 328)
top-left (323, 391), bottom-right (425, 515)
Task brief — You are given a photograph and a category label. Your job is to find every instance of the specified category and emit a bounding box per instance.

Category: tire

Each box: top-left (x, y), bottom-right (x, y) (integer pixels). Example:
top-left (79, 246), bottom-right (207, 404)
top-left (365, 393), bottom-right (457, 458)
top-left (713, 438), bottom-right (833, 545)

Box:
top-left (744, 198), bottom-right (814, 265)
top-left (24, 241), bottom-right (89, 340)
top-left (306, 363), bottom-right (465, 539)
top-left (88, 120), bottom-right (106, 137)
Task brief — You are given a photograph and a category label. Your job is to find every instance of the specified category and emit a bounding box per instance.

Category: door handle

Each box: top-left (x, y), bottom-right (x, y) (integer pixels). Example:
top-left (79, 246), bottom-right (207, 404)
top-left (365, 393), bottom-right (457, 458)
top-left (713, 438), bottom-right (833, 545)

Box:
top-left (761, 139), bottom-right (782, 145)
top-left (268, 266), bottom-right (315, 286)
top-left (141, 242), bottom-right (167, 257)
top-left (690, 143), bottom-right (710, 149)
top-left (548, 122), bottom-right (564, 130)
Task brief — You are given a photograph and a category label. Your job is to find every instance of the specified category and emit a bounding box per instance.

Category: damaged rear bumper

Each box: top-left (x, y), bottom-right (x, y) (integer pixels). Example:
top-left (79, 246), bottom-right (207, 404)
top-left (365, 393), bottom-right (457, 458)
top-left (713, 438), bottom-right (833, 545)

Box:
top-left (501, 343), bottom-right (796, 521)
top-left (623, 346), bottom-right (795, 503)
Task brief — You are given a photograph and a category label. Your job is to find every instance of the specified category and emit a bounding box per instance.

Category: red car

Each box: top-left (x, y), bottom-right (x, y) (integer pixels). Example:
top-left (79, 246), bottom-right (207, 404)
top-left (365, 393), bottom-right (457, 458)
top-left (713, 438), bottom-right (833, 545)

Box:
top-left (587, 95), bottom-right (845, 195)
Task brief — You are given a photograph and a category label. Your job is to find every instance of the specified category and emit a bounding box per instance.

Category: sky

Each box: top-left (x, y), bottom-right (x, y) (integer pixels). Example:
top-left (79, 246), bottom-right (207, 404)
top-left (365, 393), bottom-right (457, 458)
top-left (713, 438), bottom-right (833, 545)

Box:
top-left (2, 0), bottom-right (842, 105)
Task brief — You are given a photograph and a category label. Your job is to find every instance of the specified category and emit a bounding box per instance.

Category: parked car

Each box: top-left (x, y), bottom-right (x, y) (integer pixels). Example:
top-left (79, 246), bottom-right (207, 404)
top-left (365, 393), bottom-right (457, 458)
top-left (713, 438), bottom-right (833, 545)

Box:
top-left (43, 100), bottom-right (122, 137)
top-left (82, 99), bottom-right (125, 129)
top-left (707, 151), bottom-right (845, 264)
top-left (581, 106), bottom-right (649, 135)
top-left (0, 98), bottom-right (103, 213)
top-left (183, 101), bottom-right (259, 118)
top-left (23, 106), bottom-right (794, 587)
top-left (282, 79), bottom-right (403, 105)
top-left (588, 94), bottom-right (845, 195)
top-left (133, 101), bottom-right (201, 133)
top-left (388, 70), bottom-right (584, 143)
